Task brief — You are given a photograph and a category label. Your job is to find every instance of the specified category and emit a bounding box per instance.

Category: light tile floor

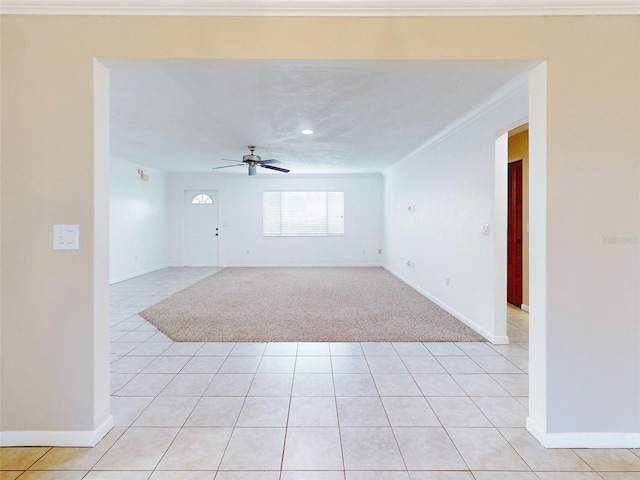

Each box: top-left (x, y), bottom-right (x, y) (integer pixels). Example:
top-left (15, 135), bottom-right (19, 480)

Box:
top-left (2, 268), bottom-right (640, 479)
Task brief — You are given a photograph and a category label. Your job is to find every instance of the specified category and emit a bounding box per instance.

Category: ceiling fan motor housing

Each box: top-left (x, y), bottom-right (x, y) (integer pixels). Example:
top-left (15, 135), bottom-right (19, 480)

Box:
top-left (244, 146), bottom-right (260, 163)
top-left (213, 145), bottom-right (288, 175)
top-left (243, 153), bottom-right (261, 162)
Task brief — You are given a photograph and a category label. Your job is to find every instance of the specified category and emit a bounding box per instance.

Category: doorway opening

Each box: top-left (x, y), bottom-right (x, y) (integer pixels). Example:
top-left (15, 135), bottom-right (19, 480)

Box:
top-left (96, 60), bottom-right (549, 446)
top-left (507, 125), bottom-right (529, 312)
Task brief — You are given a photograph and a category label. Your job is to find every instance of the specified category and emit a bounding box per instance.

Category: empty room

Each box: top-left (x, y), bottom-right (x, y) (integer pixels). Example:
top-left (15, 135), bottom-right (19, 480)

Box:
top-left (1, 2), bottom-right (639, 479)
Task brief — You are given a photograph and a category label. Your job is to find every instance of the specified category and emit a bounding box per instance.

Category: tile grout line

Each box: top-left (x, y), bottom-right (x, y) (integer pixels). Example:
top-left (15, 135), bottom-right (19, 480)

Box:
top-left (102, 268), bottom-right (575, 479)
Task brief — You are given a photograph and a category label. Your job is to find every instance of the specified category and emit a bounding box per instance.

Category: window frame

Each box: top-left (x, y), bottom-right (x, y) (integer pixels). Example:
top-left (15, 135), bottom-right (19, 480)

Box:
top-left (263, 191), bottom-right (345, 237)
top-left (191, 193), bottom-right (213, 204)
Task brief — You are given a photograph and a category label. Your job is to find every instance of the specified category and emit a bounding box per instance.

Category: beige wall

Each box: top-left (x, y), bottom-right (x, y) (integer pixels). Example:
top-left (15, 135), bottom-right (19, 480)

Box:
top-left (509, 129), bottom-right (530, 307)
top-left (1, 15), bottom-right (639, 442)
top-left (0, 15), bottom-right (3, 429)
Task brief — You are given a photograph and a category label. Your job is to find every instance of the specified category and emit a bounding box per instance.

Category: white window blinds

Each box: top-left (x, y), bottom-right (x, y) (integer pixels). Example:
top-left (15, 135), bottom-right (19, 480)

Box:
top-left (263, 191), bottom-right (345, 237)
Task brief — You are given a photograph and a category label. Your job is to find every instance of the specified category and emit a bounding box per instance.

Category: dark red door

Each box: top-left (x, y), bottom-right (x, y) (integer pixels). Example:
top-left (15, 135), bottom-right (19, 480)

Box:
top-left (507, 161), bottom-right (523, 307)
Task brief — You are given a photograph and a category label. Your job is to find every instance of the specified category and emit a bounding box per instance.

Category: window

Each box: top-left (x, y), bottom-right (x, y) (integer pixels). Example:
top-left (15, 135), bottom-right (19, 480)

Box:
top-left (263, 191), bottom-right (344, 237)
top-left (192, 193), bottom-right (213, 204)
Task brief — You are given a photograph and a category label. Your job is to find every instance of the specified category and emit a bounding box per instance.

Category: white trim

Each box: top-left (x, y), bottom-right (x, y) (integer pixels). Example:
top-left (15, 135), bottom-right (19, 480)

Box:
top-left (109, 264), bottom-right (171, 285)
top-left (527, 61), bottom-right (548, 439)
top-left (0, 0), bottom-right (638, 16)
top-left (493, 132), bottom-right (509, 341)
top-left (521, 303), bottom-right (530, 312)
top-left (221, 263), bottom-right (384, 268)
top-left (385, 267), bottom-right (509, 345)
top-left (526, 416), bottom-right (548, 446)
top-left (385, 73), bottom-right (529, 176)
top-left (0, 416), bottom-right (113, 447)
top-left (527, 417), bottom-right (640, 448)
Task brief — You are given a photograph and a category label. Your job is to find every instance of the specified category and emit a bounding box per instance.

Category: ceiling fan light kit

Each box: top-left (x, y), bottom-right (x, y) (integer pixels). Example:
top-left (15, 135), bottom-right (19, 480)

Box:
top-left (212, 145), bottom-right (290, 176)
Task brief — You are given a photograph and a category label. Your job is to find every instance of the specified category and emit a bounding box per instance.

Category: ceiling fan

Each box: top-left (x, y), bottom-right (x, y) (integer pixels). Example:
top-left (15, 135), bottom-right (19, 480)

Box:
top-left (212, 146), bottom-right (290, 176)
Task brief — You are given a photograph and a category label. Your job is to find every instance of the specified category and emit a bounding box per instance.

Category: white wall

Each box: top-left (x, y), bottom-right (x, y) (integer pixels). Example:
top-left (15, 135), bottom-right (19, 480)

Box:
top-left (527, 63), bottom-right (548, 442)
top-left (383, 83), bottom-right (528, 342)
top-left (110, 157), bottom-right (170, 283)
top-left (93, 61), bottom-right (112, 443)
top-left (168, 173), bottom-right (383, 267)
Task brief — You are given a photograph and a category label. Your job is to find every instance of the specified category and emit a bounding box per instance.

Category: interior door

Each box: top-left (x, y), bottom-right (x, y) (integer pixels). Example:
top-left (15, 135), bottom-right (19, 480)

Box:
top-left (183, 190), bottom-right (219, 266)
top-left (507, 161), bottom-right (523, 306)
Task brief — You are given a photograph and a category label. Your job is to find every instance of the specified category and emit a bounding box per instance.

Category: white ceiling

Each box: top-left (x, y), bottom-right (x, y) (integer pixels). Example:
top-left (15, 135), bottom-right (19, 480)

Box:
top-left (106, 59), bottom-right (533, 175)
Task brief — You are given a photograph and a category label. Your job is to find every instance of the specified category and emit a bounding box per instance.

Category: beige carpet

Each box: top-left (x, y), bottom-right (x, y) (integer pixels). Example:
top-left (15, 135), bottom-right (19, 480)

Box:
top-left (140, 267), bottom-right (485, 342)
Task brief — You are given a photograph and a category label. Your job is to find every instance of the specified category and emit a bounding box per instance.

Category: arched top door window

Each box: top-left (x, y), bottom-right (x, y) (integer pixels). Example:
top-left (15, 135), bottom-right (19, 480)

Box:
top-left (192, 193), bottom-right (213, 205)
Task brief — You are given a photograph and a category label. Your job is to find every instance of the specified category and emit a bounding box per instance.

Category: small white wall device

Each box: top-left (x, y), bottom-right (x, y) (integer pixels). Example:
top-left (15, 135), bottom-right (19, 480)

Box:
top-left (53, 225), bottom-right (79, 250)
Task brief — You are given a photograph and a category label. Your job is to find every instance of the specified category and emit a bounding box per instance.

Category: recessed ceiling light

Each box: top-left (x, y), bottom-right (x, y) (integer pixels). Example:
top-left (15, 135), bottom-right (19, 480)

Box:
top-left (301, 129), bottom-right (314, 135)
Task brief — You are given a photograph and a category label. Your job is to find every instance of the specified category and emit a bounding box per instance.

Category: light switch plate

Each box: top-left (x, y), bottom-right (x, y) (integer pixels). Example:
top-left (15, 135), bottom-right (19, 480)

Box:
top-left (482, 223), bottom-right (491, 235)
top-left (53, 225), bottom-right (79, 250)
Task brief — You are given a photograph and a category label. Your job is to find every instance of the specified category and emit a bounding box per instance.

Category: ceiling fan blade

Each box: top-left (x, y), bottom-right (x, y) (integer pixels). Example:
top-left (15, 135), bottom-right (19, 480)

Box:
top-left (258, 159), bottom-right (280, 164)
top-left (220, 158), bottom-right (244, 163)
top-left (212, 164), bottom-right (244, 170)
top-left (260, 164), bottom-right (290, 173)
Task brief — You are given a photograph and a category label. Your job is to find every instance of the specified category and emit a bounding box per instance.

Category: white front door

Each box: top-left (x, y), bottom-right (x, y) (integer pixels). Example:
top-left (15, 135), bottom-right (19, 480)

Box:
top-left (183, 190), bottom-right (219, 266)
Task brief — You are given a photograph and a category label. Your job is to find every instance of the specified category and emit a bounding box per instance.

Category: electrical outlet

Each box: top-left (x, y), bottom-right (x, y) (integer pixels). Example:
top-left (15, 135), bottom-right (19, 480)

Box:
top-left (362, 249), bottom-right (366, 255)
top-left (378, 248), bottom-right (382, 254)
top-left (445, 276), bottom-right (450, 286)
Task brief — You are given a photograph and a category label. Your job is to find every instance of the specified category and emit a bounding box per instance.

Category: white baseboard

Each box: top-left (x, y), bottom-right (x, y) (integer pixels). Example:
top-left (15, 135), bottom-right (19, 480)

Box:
top-left (521, 304), bottom-right (530, 312)
top-left (384, 267), bottom-right (508, 344)
top-left (0, 416), bottom-right (113, 447)
top-left (527, 417), bottom-right (640, 448)
top-left (110, 264), bottom-right (171, 285)
top-left (488, 334), bottom-right (510, 345)
top-left (220, 263), bottom-right (384, 268)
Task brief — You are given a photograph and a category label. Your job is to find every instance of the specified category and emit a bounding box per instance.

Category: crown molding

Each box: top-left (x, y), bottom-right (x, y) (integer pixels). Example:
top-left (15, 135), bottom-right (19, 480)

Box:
top-left (0, 0), bottom-right (638, 16)
top-left (384, 72), bottom-right (529, 175)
